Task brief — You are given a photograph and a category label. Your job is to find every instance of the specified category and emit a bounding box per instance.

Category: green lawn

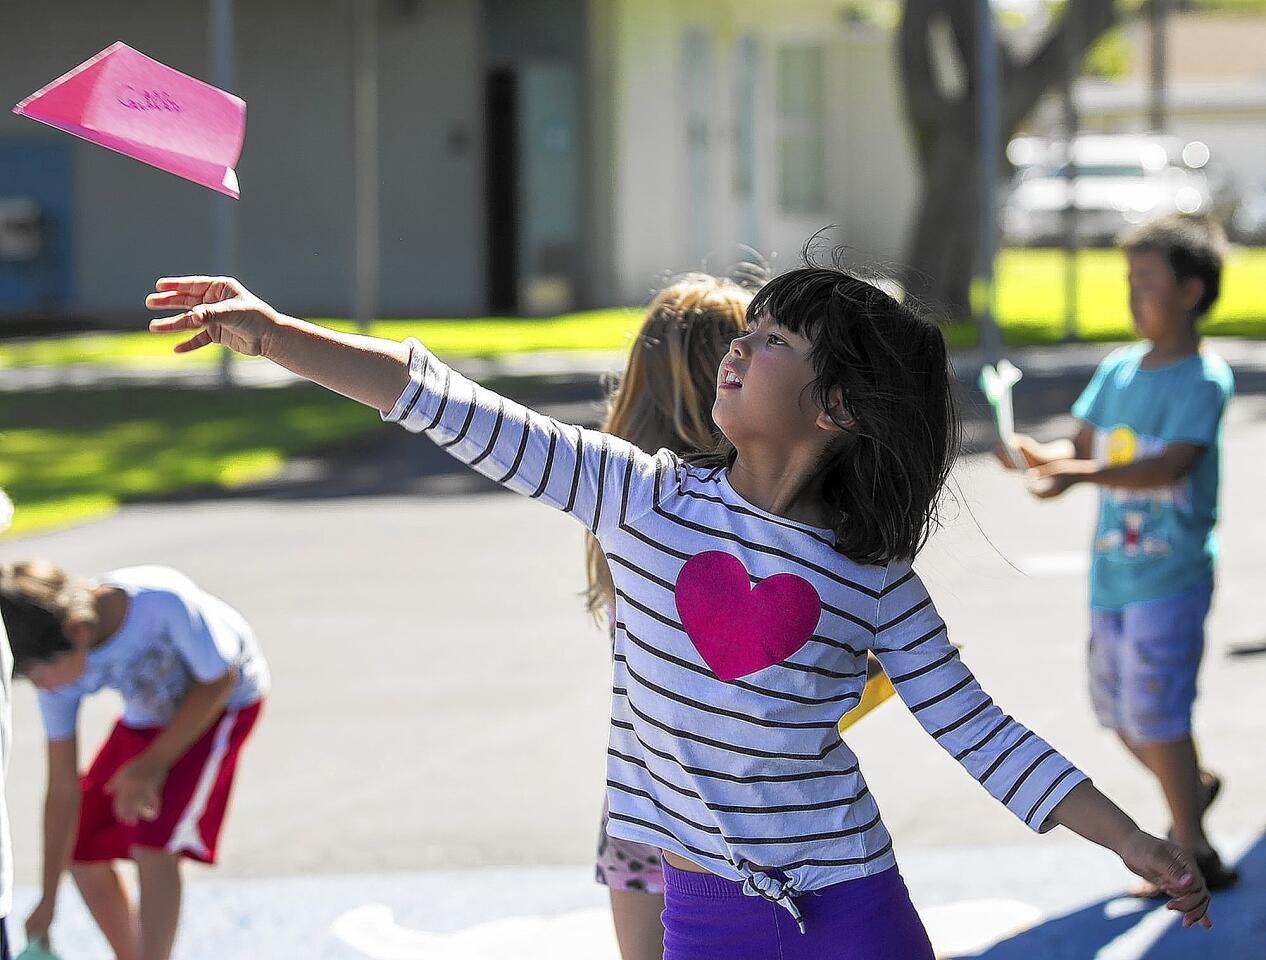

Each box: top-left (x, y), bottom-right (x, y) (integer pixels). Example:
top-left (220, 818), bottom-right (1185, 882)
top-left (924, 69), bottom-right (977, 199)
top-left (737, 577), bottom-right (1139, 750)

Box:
top-left (982, 246), bottom-right (1266, 345)
top-left (0, 385), bottom-right (382, 539)
top-left (2, 248), bottom-right (1263, 369)
top-left (4, 246), bottom-right (1264, 540)
top-left (0, 309), bottom-right (644, 369)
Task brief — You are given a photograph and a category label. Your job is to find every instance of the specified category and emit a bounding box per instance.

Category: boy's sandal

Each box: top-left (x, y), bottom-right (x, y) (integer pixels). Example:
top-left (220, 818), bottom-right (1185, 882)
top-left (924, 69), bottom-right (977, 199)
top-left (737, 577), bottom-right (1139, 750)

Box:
top-left (1196, 849), bottom-right (1240, 892)
top-left (1199, 772), bottom-right (1223, 814)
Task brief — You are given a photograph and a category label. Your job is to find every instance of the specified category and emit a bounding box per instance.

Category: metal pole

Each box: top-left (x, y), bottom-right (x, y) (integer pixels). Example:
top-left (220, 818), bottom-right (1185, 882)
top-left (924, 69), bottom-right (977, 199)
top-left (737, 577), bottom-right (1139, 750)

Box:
top-left (976, 0), bottom-right (1002, 363)
top-left (1061, 1), bottom-right (1081, 342)
top-left (352, 0), bottom-right (379, 333)
top-left (1149, 0), bottom-right (1168, 131)
top-left (210, 0), bottom-right (236, 386)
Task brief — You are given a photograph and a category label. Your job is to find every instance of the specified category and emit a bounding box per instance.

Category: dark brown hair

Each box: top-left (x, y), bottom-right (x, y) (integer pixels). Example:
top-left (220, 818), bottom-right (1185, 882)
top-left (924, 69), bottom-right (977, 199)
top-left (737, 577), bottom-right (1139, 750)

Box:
top-left (703, 250), bottom-right (960, 564)
top-left (0, 560), bottom-right (94, 672)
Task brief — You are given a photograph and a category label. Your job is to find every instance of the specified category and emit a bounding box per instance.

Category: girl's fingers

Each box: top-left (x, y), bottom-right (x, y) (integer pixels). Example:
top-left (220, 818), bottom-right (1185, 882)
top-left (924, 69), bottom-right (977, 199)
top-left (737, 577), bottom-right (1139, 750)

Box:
top-left (145, 291), bottom-right (199, 310)
top-left (149, 312), bottom-right (203, 332)
top-left (154, 276), bottom-right (221, 293)
top-left (1166, 890), bottom-right (1205, 912)
top-left (1167, 891), bottom-right (1211, 928)
top-left (175, 329), bottom-right (214, 353)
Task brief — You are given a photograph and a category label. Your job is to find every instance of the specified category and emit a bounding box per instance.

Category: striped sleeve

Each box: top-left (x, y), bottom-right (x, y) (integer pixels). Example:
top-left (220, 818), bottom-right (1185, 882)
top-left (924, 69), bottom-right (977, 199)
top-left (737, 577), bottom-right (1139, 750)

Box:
top-left (381, 339), bottom-right (664, 537)
top-left (870, 561), bottom-right (1088, 833)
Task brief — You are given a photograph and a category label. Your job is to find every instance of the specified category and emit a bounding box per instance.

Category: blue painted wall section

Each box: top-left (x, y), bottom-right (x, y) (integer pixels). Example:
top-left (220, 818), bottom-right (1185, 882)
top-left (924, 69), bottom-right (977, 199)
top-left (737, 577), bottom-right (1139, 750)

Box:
top-left (0, 138), bottom-right (73, 313)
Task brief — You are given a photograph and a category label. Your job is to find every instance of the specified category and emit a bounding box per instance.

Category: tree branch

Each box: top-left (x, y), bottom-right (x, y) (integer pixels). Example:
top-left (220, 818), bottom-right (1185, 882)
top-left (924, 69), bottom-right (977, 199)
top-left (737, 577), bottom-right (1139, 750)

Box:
top-left (898, 0), bottom-right (951, 149)
top-left (943, 0), bottom-right (978, 100)
top-left (1001, 0), bottom-right (1119, 133)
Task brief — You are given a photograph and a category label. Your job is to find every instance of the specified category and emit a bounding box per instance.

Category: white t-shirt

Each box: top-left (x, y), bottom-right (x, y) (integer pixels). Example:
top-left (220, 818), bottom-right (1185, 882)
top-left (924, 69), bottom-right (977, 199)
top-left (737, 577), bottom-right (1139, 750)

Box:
top-left (0, 601), bottom-right (13, 917)
top-left (37, 566), bottom-right (269, 742)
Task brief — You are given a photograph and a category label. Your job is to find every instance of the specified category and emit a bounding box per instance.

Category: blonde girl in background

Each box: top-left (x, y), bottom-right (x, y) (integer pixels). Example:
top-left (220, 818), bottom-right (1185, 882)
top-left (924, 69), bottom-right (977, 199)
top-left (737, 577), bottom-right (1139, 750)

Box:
top-left (585, 275), bottom-right (751, 960)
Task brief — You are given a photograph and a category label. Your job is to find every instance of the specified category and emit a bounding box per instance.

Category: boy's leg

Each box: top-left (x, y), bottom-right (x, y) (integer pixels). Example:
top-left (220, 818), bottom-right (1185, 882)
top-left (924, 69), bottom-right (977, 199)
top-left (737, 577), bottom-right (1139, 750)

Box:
top-left (69, 861), bottom-right (141, 960)
top-left (1119, 735), bottom-right (1219, 823)
top-left (123, 704), bottom-right (261, 960)
top-left (134, 847), bottom-right (182, 960)
top-left (1121, 735), bottom-right (1208, 850)
top-left (71, 720), bottom-right (154, 960)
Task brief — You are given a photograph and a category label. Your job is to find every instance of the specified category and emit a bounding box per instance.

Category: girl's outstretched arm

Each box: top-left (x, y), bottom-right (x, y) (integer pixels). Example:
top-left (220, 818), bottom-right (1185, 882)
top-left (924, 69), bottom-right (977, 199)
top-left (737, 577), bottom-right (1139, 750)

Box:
top-left (148, 276), bottom-right (665, 537)
top-left (869, 561), bottom-right (1212, 930)
top-left (1049, 779), bottom-right (1212, 929)
top-left (147, 277), bottom-right (411, 412)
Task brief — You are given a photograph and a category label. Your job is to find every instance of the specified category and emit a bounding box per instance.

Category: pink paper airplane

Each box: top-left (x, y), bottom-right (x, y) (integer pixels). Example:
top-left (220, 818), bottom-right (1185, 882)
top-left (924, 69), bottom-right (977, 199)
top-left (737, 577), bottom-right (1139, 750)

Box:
top-left (13, 42), bottom-right (246, 198)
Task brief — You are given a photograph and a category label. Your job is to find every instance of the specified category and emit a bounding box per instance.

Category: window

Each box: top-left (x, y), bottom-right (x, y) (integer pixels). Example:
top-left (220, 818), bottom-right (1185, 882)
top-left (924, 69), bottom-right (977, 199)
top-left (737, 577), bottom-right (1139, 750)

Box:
top-left (776, 45), bottom-right (825, 213)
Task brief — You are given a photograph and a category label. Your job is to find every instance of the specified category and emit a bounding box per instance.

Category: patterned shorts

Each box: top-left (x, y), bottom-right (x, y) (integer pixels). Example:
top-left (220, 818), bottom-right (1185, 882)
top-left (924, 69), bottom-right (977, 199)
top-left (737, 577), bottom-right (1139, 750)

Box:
top-left (595, 799), bottom-right (665, 894)
top-left (1088, 579), bottom-right (1212, 744)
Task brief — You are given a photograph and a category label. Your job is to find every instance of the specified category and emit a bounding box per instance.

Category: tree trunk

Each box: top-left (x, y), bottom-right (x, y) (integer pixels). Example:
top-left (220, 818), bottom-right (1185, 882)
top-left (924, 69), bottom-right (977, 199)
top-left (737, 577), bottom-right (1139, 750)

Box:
top-left (906, 126), bottom-right (979, 313)
top-left (897, 0), bottom-right (1119, 320)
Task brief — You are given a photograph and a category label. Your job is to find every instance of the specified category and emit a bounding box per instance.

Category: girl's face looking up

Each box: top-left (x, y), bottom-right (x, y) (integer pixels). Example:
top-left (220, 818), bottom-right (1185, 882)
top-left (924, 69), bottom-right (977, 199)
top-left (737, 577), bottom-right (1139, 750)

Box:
top-left (713, 312), bottom-right (838, 450)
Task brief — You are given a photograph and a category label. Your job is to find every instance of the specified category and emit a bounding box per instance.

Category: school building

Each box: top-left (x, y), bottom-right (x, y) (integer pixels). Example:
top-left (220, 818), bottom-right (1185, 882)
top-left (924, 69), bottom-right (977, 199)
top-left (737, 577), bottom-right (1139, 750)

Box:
top-left (0, 0), bottom-right (917, 323)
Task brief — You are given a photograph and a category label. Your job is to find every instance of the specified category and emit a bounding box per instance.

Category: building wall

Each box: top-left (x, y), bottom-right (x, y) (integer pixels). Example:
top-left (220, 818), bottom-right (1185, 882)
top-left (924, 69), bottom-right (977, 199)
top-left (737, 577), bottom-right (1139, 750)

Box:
top-left (1, 0), bottom-right (484, 321)
top-left (1, 1), bottom-right (217, 319)
top-left (374, 0), bottom-right (484, 316)
top-left (604, 0), bottom-right (918, 303)
top-left (1, 0), bottom-right (919, 320)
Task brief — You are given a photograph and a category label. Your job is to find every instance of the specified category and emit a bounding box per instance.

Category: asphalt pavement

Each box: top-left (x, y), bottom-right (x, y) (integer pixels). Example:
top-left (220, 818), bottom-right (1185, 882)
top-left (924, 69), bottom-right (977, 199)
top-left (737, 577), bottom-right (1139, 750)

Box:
top-left (3, 340), bottom-right (1264, 958)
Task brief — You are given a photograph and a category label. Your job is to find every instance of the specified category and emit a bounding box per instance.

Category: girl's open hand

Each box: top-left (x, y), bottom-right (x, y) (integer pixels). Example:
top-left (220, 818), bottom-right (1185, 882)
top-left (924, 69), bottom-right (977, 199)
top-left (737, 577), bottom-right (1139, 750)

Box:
top-left (147, 276), bottom-right (279, 357)
top-left (1120, 830), bottom-right (1213, 929)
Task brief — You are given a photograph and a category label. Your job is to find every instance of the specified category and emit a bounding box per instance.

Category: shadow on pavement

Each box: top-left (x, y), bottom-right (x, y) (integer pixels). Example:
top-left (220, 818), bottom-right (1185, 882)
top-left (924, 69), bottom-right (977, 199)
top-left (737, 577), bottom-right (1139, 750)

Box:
top-left (956, 832), bottom-right (1265, 959)
top-left (139, 361), bottom-right (1266, 504)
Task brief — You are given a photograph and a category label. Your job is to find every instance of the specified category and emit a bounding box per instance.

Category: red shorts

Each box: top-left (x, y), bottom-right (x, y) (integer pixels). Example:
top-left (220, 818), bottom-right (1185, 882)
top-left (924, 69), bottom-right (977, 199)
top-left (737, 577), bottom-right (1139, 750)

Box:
top-left (73, 700), bottom-right (262, 865)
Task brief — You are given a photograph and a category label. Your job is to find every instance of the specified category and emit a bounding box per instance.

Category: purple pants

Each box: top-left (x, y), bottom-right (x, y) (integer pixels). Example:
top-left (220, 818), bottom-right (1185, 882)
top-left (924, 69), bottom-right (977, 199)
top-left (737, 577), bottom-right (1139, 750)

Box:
top-left (662, 860), bottom-right (934, 960)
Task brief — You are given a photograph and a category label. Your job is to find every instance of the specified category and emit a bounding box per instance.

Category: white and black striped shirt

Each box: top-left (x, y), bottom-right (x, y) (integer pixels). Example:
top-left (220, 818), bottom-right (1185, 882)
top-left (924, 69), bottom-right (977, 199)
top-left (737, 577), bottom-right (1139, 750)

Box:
top-left (384, 340), bottom-right (1087, 906)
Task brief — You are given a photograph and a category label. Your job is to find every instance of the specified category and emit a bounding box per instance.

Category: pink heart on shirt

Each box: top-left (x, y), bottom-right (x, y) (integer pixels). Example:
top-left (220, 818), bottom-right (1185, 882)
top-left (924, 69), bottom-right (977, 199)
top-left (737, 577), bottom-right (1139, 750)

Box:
top-left (674, 551), bottom-right (822, 681)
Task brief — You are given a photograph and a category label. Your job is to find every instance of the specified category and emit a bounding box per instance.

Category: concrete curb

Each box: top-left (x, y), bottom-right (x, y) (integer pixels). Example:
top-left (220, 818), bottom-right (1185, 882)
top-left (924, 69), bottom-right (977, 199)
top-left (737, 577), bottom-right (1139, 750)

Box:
top-left (5, 339), bottom-right (1266, 393)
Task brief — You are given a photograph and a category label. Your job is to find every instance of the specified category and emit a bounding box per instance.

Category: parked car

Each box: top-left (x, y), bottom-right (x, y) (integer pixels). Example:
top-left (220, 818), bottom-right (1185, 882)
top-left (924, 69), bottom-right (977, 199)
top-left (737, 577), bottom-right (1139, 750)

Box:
top-left (1003, 134), bottom-right (1226, 247)
top-left (1231, 181), bottom-right (1266, 244)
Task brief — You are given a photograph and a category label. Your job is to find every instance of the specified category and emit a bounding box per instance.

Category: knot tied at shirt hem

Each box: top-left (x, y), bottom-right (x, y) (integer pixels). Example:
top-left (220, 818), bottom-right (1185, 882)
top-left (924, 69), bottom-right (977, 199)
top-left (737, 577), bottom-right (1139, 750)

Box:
top-left (738, 866), bottom-right (806, 934)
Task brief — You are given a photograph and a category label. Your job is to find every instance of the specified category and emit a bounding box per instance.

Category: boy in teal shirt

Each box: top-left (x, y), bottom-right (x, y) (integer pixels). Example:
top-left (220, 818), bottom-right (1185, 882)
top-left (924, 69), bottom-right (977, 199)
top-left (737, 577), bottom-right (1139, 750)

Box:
top-left (1004, 214), bottom-right (1237, 893)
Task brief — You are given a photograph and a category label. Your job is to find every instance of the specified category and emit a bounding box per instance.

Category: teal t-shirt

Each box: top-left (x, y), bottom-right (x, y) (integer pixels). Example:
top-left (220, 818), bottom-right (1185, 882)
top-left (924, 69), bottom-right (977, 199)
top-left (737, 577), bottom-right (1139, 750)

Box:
top-left (1072, 343), bottom-right (1234, 611)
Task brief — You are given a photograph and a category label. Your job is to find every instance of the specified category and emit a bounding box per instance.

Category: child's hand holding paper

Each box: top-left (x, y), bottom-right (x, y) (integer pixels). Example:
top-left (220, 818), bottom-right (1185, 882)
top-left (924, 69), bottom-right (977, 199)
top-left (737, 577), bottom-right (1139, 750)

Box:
top-left (978, 358), bottom-right (1025, 469)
